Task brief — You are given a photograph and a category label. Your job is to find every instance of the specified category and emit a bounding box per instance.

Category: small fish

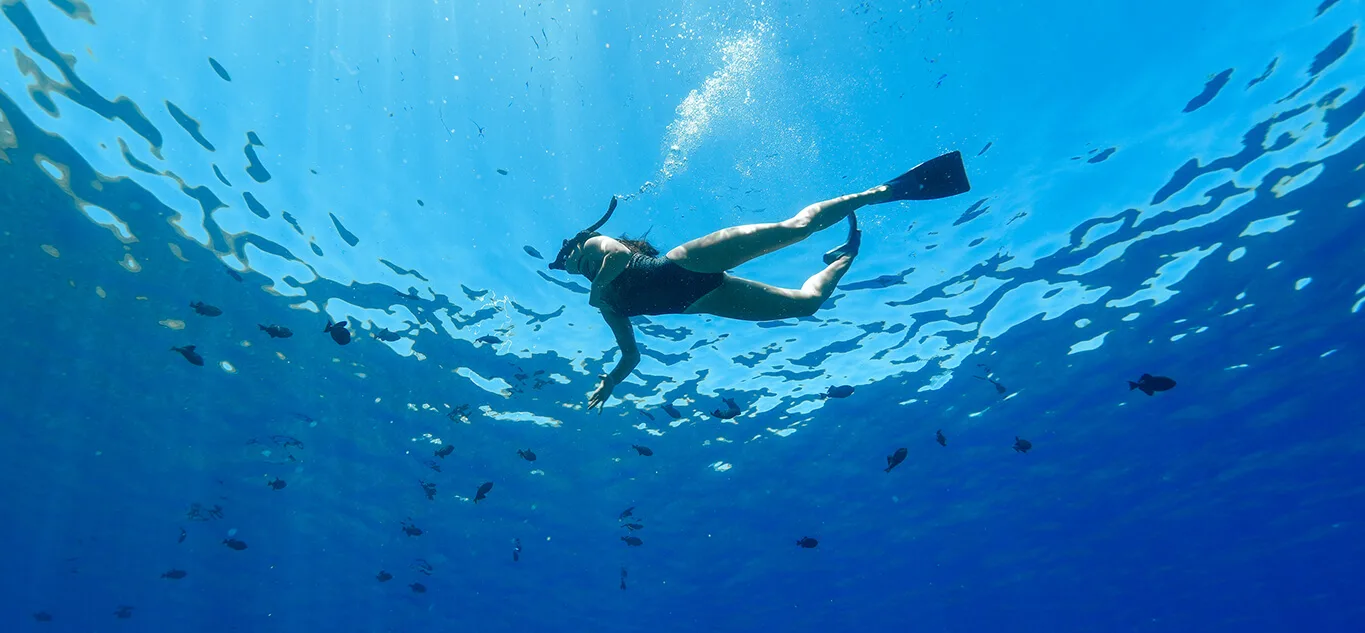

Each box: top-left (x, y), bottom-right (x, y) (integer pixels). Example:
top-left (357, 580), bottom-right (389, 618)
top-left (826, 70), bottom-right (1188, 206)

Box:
top-left (171, 345), bottom-right (204, 366)
top-left (417, 199), bottom-right (424, 206)
top-left (622, 523), bottom-right (644, 531)
top-left (190, 301), bottom-right (222, 316)
top-left (376, 570), bottom-right (392, 582)
top-left (822, 385), bottom-right (855, 399)
top-left (222, 538), bottom-right (248, 550)
top-left (884, 447), bottom-right (908, 473)
top-left (711, 397), bottom-right (741, 419)
top-left (1129, 374), bottom-right (1176, 396)
top-left (796, 537), bottom-right (818, 549)
top-left (618, 506), bottom-right (635, 521)
top-left (977, 142), bottom-right (993, 156)
top-left (225, 267), bottom-right (243, 281)
top-left (621, 536), bottom-right (643, 547)
top-left (402, 520), bottom-right (423, 536)
top-left (267, 478), bottom-right (286, 490)
top-left (33, 612), bottom-right (53, 622)
top-left (517, 449), bottom-right (537, 462)
top-left (434, 445), bottom-right (454, 459)
top-left (474, 481), bottom-right (494, 503)
top-left (424, 460), bottom-right (442, 472)
top-left (411, 559), bottom-right (434, 575)
top-left (637, 410), bottom-right (655, 421)
top-left (161, 569), bottom-right (187, 579)
top-left (496, 168), bottom-right (509, 175)
top-left (512, 537), bottom-right (522, 562)
top-left (259, 324), bottom-right (293, 338)
top-left (324, 319), bottom-right (351, 345)
top-left (662, 403), bottom-right (682, 419)
top-left (936, 430), bottom-right (947, 447)
top-left (113, 606), bottom-right (134, 619)
top-left (631, 445), bottom-right (653, 457)
top-left (475, 335), bottom-right (502, 345)
top-left (178, 528), bottom-right (187, 543)
top-left (523, 245), bottom-right (543, 259)
top-left (374, 329), bottom-right (402, 342)
top-left (1013, 437), bottom-right (1032, 454)
top-left (409, 582), bottom-right (426, 593)
top-left (620, 566), bottom-right (628, 590)
top-left (420, 481), bottom-right (437, 500)
top-left (974, 375), bottom-right (1008, 394)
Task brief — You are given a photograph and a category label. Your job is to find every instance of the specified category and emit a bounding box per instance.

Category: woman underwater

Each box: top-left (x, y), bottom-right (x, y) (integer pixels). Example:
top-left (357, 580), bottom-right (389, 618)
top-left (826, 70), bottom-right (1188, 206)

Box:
top-left (547, 151), bottom-right (971, 411)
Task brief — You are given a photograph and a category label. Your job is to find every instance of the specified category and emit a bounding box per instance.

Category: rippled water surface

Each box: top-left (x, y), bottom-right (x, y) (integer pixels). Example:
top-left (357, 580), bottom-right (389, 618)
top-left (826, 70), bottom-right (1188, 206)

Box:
top-left (2, 0), bottom-right (1363, 631)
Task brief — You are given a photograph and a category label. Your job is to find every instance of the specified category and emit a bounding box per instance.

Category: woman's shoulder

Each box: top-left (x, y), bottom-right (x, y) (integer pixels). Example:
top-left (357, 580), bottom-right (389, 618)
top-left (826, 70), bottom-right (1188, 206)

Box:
top-left (585, 235), bottom-right (631, 254)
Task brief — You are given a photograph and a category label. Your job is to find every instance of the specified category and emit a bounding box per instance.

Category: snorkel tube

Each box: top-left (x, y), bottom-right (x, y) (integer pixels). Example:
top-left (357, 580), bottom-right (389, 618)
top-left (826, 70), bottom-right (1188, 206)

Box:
top-left (547, 196), bottom-right (619, 270)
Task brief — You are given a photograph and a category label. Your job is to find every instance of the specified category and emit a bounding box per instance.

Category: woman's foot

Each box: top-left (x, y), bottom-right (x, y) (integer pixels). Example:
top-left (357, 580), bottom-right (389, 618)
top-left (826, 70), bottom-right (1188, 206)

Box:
top-left (823, 213), bottom-right (861, 264)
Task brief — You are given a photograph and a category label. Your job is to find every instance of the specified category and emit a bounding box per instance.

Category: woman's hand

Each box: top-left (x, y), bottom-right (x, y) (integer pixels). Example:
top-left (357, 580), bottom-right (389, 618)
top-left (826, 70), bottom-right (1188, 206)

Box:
top-left (587, 375), bottom-right (615, 413)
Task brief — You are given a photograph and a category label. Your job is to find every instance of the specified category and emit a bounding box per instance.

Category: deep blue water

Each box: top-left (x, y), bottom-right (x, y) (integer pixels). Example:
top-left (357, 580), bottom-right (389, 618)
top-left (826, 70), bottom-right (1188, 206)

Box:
top-left (2, 0), bottom-right (1364, 631)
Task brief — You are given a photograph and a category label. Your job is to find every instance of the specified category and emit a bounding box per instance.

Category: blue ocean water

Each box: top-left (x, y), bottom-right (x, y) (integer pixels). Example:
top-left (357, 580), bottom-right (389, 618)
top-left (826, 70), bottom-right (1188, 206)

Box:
top-left (2, 0), bottom-right (1363, 630)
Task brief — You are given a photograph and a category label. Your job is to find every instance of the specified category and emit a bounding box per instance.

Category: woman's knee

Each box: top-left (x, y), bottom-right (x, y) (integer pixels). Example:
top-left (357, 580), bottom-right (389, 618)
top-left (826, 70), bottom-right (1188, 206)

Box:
top-left (779, 210), bottom-right (817, 239)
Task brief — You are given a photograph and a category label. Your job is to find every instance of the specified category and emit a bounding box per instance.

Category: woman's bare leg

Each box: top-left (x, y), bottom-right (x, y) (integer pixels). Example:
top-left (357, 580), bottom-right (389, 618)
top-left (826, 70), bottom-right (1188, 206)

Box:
top-left (666, 186), bottom-right (892, 274)
top-left (684, 257), bottom-right (855, 321)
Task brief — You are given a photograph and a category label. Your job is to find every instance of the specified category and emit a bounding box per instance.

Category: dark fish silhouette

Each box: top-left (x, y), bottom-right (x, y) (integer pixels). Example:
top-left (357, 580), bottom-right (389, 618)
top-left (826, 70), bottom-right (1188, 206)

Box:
top-left (172, 345), bottom-right (204, 366)
top-left (411, 559), bottom-right (434, 575)
top-left (178, 528), bottom-right (187, 543)
top-left (223, 538), bottom-right (248, 550)
top-left (190, 301), bottom-right (222, 316)
top-left (974, 375), bottom-right (1008, 394)
top-left (161, 569), bottom-right (187, 579)
top-left (376, 570), bottom-right (392, 582)
top-left (496, 168), bottom-right (509, 175)
top-left (475, 335), bottom-right (502, 345)
top-left (1129, 374), bottom-right (1176, 396)
top-left (513, 538), bottom-right (522, 562)
top-left (621, 536), bottom-right (643, 547)
top-left (33, 612), bottom-right (53, 622)
top-left (622, 523), bottom-right (644, 531)
top-left (474, 481), bottom-right (493, 503)
top-left (259, 324), bottom-right (293, 338)
top-left (523, 245), bottom-right (543, 259)
top-left (113, 606), bottom-right (134, 619)
top-left (324, 319), bottom-right (351, 345)
top-left (821, 385), bottom-right (855, 399)
top-left (620, 566), bottom-right (628, 590)
top-left (267, 478), bottom-right (286, 490)
top-left (434, 445), bottom-right (454, 459)
top-left (517, 449), bottom-right (537, 462)
top-left (711, 398), bottom-right (741, 419)
top-left (662, 403), bottom-right (682, 419)
top-left (420, 481), bottom-right (437, 500)
top-left (631, 445), bottom-right (653, 457)
top-left (402, 520), bottom-right (423, 536)
top-left (1013, 437), bottom-right (1032, 454)
top-left (884, 447), bottom-right (908, 472)
top-left (796, 537), bottom-right (818, 548)
top-left (409, 582), bottom-right (426, 593)
top-left (374, 328), bottom-right (402, 342)
top-left (936, 430), bottom-right (947, 447)
top-left (618, 506), bottom-right (635, 521)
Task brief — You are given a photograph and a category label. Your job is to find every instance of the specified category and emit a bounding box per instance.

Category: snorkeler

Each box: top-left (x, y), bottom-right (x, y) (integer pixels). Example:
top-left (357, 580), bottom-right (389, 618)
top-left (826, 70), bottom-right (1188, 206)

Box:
top-left (548, 151), bottom-right (971, 411)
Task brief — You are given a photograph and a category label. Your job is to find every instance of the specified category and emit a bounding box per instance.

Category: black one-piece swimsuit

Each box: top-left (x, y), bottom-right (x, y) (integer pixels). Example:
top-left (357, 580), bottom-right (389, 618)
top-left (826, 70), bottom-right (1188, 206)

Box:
top-left (591, 253), bottom-right (725, 317)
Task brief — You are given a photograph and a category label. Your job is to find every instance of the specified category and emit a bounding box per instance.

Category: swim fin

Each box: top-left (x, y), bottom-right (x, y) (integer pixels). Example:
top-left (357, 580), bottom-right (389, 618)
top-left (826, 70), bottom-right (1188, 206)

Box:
top-left (823, 213), bottom-right (861, 265)
top-left (883, 150), bottom-right (971, 202)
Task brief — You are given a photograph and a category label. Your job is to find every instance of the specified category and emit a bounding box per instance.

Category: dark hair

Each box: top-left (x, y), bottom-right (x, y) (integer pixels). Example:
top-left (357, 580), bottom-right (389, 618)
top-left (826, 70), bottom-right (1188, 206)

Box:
top-left (616, 233), bottom-right (660, 257)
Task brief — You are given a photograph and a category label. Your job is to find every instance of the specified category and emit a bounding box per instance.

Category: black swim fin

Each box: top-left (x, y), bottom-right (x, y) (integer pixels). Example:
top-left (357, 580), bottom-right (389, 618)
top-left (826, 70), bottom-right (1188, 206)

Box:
top-left (883, 151), bottom-right (971, 202)
top-left (823, 213), bottom-right (861, 265)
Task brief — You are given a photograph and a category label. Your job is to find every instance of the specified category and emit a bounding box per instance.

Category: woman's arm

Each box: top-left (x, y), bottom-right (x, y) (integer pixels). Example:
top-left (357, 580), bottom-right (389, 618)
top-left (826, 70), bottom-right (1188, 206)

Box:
top-left (587, 308), bottom-right (641, 412)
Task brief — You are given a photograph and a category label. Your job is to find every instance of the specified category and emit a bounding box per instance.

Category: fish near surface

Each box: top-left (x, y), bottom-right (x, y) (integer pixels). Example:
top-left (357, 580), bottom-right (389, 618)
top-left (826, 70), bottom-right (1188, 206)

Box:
top-left (172, 345), bottom-right (204, 366)
top-left (474, 481), bottom-right (494, 503)
top-left (631, 445), bottom-right (653, 457)
top-left (324, 319), bottom-right (351, 345)
top-left (884, 447), bottom-right (908, 472)
top-left (1129, 374), bottom-right (1176, 396)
